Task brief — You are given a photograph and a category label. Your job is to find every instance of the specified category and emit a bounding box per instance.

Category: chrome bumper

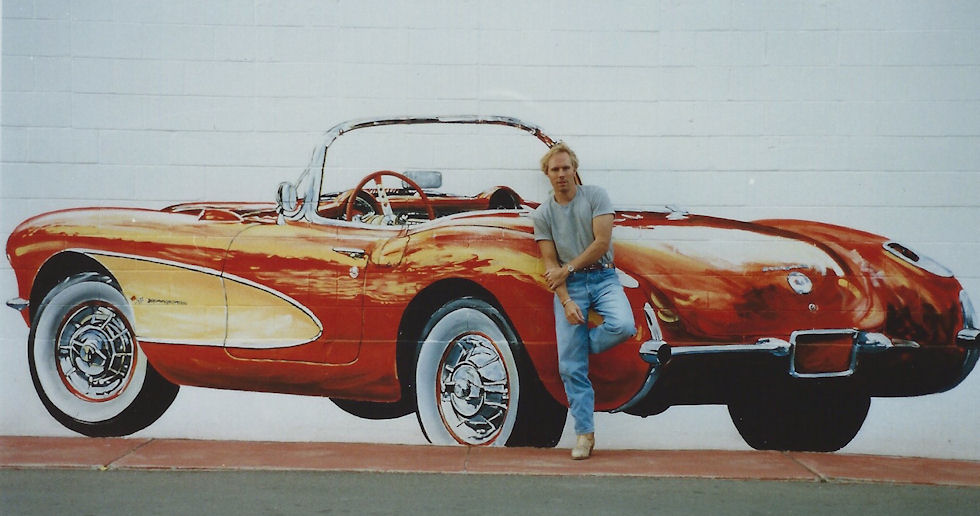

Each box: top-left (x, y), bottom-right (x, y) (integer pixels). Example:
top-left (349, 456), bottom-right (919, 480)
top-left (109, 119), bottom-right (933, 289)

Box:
top-left (5, 297), bottom-right (28, 311)
top-left (612, 303), bottom-right (980, 412)
top-left (639, 329), bottom-right (901, 378)
top-left (613, 299), bottom-right (975, 414)
top-left (959, 329), bottom-right (979, 348)
top-left (616, 330), bottom-right (929, 414)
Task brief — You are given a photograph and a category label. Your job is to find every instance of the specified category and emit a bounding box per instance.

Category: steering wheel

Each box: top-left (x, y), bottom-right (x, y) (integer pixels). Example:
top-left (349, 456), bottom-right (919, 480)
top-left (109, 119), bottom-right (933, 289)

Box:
top-left (344, 170), bottom-right (436, 223)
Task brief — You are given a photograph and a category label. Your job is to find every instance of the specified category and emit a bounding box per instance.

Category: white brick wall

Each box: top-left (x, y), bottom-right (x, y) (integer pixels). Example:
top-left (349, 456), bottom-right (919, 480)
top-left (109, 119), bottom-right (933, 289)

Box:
top-left (2, 0), bottom-right (979, 458)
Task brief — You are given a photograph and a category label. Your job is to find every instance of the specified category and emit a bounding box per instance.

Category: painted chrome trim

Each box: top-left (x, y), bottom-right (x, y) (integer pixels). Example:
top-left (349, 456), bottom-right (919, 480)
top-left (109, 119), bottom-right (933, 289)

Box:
top-left (641, 303), bottom-right (665, 345)
top-left (69, 249), bottom-right (324, 348)
top-left (856, 331), bottom-right (894, 351)
top-left (6, 297), bottom-right (28, 311)
top-left (638, 340), bottom-right (672, 367)
top-left (616, 270), bottom-right (640, 289)
top-left (299, 116), bottom-right (558, 226)
top-left (317, 115), bottom-right (557, 155)
top-left (788, 329), bottom-right (858, 379)
top-left (789, 330), bottom-right (896, 378)
top-left (882, 241), bottom-right (954, 278)
top-left (959, 329), bottom-right (980, 348)
top-left (786, 271), bottom-right (813, 295)
top-left (961, 290), bottom-right (977, 329)
top-left (958, 290), bottom-right (979, 350)
top-left (614, 303), bottom-right (673, 413)
top-left (332, 247), bottom-right (367, 259)
top-left (665, 204), bottom-right (689, 221)
top-left (609, 360), bottom-right (662, 414)
top-left (889, 339), bottom-right (921, 348)
top-left (646, 330), bottom-right (903, 380)
top-left (669, 339), bottom-right (792, 357)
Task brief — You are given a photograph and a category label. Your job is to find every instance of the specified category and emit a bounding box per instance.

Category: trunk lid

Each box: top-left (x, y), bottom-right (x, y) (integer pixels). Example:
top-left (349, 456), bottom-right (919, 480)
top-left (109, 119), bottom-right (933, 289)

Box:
top-left (611, 212), bottom-right (871, 341)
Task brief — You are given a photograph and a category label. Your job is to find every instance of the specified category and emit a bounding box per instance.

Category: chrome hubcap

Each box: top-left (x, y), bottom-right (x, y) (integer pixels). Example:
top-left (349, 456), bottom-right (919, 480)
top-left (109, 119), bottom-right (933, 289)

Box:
top-left (56, 303), bottom-right (135, 401)
top-left (438, 334), bottom-right (510, 444)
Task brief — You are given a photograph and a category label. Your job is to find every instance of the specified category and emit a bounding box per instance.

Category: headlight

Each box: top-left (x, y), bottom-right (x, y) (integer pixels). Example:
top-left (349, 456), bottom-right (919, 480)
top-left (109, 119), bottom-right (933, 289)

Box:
top-left (883, 241), bottom-right (953, 277)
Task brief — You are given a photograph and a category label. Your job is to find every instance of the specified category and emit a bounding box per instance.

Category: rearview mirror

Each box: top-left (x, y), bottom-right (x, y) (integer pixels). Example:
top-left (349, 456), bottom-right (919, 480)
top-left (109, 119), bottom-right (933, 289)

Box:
top-left (403, 170), bottom-right (442, 189)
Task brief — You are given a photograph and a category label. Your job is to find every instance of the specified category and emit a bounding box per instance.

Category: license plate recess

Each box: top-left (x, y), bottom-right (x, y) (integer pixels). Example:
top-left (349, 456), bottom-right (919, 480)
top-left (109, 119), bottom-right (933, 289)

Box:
top-left (789, 330), bottom-right (857, 378)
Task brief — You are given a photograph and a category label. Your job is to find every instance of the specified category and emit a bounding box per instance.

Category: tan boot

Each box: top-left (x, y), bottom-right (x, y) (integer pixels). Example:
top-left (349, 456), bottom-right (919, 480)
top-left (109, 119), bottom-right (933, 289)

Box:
top-left (571, 433), bottom-right (595, 460)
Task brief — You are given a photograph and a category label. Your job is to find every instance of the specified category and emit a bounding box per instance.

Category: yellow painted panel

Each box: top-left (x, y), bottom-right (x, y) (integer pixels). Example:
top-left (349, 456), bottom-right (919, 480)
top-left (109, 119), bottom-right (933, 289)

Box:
top-left (224, 278), bottom-right (322, 348)
top-left (91, 254), bottom-right (227, 345)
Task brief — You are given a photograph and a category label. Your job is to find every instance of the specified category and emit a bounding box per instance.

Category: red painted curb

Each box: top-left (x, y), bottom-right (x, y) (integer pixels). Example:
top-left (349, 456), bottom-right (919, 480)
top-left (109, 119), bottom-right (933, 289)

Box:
top-left (2, 436), bottom-right (978, 487)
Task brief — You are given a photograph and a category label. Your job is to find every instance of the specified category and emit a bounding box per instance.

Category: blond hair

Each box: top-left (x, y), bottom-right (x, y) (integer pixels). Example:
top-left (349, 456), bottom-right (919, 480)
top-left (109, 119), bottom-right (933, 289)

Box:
top-left (539, 142), bottom-right (579, 174)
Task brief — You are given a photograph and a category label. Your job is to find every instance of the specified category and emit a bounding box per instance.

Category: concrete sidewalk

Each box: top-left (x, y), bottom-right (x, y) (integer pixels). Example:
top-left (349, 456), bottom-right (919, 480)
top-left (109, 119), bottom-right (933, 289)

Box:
top-left (2, 436), bottom-right (979, 487)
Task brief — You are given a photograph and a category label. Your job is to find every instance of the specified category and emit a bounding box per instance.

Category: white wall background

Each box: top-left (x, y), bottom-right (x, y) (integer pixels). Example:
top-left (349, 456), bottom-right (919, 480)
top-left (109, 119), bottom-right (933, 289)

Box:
top-left (2, 1), bottom-right (979, 459)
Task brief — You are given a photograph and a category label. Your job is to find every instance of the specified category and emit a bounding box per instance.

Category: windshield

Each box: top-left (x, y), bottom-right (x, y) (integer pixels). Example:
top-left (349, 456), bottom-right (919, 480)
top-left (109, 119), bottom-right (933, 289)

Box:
top-left (318, 118), bottom-right (554, 200)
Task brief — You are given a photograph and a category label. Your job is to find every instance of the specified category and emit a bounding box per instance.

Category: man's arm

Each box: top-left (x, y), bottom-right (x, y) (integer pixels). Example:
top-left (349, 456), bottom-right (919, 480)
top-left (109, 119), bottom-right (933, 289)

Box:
top-left (575, 213), bottom-right (614, 268)
top-left (542, 213), bottom-right (615, 289)
top-left (538, 239), bottom-right (585, 325)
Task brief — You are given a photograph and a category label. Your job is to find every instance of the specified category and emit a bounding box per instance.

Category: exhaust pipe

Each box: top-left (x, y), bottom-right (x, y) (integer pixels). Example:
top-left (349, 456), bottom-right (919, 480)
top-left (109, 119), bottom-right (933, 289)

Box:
top-left (639, 340), bottom-right (671, 367)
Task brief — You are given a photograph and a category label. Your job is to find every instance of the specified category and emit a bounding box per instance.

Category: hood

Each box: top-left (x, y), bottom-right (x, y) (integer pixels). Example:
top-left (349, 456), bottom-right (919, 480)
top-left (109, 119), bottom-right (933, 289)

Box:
top-left (7, 207), bottom-right (255, 281)
top-left (163, 201), bottom-right (279, 221)
top-left (611, 214), bottom-right (873, 341)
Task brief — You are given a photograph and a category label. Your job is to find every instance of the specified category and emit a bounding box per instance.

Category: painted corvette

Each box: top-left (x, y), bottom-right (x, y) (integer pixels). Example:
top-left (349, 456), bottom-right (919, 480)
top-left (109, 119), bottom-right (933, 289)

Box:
top-left (6, 116), bottom-right (979, 451)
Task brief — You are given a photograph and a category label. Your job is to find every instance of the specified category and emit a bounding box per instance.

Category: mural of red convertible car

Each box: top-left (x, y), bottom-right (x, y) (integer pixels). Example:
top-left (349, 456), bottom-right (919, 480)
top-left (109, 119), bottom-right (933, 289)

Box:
top-left (6, 115), bottom-right (979, 452)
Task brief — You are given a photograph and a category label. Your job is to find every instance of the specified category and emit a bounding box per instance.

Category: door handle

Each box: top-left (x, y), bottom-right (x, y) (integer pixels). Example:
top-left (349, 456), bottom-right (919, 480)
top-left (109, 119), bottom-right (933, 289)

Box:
top-left (332, 247), bottom-right (367, 259)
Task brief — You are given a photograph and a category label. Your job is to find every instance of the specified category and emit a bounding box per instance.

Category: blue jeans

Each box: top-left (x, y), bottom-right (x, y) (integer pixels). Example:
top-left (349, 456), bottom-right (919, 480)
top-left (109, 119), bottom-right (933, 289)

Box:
top-left (553, 268), bottom-right (636, 435)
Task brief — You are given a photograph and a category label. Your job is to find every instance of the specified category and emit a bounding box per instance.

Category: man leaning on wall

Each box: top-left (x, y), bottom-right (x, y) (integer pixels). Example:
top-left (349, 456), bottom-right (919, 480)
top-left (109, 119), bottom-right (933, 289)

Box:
top-left (531, 143), bottom-right (637, 460)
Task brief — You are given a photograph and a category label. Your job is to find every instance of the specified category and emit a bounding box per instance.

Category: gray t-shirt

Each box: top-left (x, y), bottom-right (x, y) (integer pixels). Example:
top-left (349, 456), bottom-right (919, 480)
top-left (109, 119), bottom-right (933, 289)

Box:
top-left (531, 184), bottom-right (615, 266)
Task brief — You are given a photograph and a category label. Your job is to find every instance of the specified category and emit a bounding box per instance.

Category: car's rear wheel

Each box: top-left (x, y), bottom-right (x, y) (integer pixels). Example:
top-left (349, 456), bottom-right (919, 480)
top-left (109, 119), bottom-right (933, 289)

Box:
top-left (28, 273), bottom-right (179, 436)
top-left (415, 298), bottom-right (565, 447)
top-left (728, 380), bottom-right (870, 452)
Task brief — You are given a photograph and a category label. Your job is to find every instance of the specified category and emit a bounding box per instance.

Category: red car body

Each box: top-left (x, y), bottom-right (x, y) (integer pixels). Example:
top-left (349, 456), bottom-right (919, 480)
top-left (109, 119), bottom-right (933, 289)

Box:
top-left (7, 116), bottom-right (978, 451)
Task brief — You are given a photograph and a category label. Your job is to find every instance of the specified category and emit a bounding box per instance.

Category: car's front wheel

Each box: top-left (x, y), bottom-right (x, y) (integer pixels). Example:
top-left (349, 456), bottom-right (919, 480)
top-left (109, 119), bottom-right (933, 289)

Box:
top-left (728, 380), bottom-right (870, 452)
top-left (415, 298), bottom-right (565, 447)
top-left (28, 273), bottom-right (179, 436)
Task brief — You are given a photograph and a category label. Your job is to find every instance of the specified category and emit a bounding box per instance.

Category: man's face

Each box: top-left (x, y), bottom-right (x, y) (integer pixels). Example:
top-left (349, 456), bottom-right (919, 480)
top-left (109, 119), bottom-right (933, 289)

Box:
top-left (545, 152), bottom-right (576, 196)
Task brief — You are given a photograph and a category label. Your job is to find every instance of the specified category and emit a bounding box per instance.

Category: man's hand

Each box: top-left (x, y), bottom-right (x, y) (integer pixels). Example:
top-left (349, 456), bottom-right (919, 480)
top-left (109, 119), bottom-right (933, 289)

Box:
top-left (563, 298), bottom-right (586, 325)
top-left (544, 264), bottom-right (570, 291)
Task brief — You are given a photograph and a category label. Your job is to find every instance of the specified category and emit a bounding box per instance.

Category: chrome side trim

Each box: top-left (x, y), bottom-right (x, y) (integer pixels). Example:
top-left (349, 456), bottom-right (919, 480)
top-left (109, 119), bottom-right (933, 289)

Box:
top-left (6, 297), bottom-right (29, 311)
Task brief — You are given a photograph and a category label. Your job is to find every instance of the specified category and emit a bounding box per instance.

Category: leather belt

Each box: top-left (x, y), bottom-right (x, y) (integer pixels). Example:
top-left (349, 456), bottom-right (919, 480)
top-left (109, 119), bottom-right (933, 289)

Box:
top-left (574, 262), bottom-right (615, 273)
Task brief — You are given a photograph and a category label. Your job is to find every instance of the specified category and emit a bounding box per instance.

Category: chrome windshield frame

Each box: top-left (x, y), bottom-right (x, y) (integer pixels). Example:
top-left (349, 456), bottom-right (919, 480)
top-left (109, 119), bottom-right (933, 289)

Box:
top-left (289, 115), bottom-right (559, 225)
